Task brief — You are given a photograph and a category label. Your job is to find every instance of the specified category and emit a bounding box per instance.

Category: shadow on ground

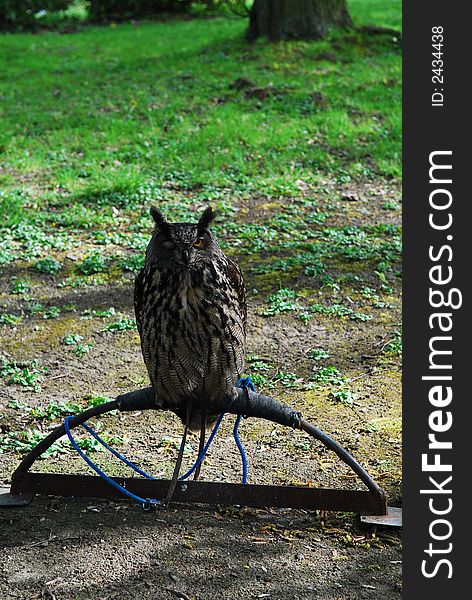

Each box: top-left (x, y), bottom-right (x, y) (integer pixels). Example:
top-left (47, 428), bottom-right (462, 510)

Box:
top-left (0, 495), bottom-right (401, 600)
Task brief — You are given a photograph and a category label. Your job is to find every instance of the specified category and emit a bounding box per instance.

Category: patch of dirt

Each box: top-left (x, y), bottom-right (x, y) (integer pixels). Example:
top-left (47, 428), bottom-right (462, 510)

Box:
top-left (0, 497), bottom-right (401, 600)
top-left (0, 181), bottom-right (402, 599)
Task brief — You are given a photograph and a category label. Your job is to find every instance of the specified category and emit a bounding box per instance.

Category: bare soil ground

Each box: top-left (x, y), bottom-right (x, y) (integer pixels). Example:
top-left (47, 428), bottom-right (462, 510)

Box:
top-left (1, 180), bottom-right (402, 599)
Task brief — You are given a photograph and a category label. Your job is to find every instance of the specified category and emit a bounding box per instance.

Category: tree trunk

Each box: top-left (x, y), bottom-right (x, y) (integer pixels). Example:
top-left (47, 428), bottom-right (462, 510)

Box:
top-left (248, 0), bottom-right (352, 41)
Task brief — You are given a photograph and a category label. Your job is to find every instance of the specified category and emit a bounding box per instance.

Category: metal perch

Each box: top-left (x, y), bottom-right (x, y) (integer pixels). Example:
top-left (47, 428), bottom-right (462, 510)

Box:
top-left (1, 386), bottom-right (400, 524)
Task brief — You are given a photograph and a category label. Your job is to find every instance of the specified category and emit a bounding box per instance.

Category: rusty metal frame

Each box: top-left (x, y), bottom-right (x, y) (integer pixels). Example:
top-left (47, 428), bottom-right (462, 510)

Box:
top-left (10, 474), bottom-right (385, 514)
top-left (3, 390), bottom-right (388, 516)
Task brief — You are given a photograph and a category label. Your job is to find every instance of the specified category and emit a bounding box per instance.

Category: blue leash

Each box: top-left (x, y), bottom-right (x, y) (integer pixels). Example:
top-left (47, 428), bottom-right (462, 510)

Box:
top-left (233, 376), bottom-right (256, 484)
top-left (64, 377), bottom-right (256, 507)
top-left (179, 377), bottom-right (254, 484)
top-left (64, 416), bottom-right (160, 510)
top-left (178, 412), bottom-right (225, 481)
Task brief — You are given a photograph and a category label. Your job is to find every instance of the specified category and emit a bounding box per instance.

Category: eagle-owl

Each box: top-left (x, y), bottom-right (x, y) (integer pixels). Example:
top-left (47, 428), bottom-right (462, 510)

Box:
top-left (134, 207), bottom-right (247, 430)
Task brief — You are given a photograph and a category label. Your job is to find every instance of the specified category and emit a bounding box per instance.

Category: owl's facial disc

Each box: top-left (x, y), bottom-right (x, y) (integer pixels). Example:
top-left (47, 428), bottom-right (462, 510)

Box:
top-left (177, 236), bottom-right (208, 268)
top-left (146, 210), bottom-right (220, 271)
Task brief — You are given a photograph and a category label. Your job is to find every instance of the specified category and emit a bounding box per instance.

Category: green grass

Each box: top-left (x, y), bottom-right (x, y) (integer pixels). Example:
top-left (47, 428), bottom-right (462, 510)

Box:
top-left (310, 365), bottom-right (348, 386)
top-left (0, 191), bottom-right (28, 228)
top-left (34, 257), bottom-right (62, 274)
top-left (103, 317), bottom-right (137, 332)
top-left (10, 277), bottom-right (31, 295)
top-left (349, 0), bottom-right (402, 31)
top-left (78, 251), bottom-right (108, 275)
top-left (0, 2), bottom-right (401, 317)
top-left (329, 389), bottom-right (358, 405)
top-left (0, 4), bottom-right (400, 205)
top-left (0, 358), bottom-right (47, 392)
top-left (262, 288), bottom-right (302, 316)
top-left (383, 329), bottom-right (402, 355)
top-left (309, 348), bottom-right (330, 361)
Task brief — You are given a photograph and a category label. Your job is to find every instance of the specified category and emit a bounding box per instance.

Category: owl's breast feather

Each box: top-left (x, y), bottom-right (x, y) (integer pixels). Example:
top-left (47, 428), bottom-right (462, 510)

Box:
top-left (176, 272), bottom-right (204, 312)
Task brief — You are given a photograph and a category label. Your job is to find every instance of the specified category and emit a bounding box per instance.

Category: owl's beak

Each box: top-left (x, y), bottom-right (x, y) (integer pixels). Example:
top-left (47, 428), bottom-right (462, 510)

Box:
top-left (181, 248), bottom-right (191, 265)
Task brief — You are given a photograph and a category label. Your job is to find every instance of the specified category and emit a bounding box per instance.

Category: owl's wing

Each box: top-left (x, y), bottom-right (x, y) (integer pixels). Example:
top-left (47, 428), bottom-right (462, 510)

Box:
top-left (226, 258), bottom-right (247, 328)
top-left (134, 268), bottom-right (145, 338)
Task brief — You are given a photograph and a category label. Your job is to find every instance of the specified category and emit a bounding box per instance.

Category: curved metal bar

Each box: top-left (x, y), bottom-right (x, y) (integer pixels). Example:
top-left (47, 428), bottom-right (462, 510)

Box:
top-left (116, 387), bottom-right (156, 411)
top-left (12, 386), bottom-right (386, 506)
top-left (209, 387), bottom-right (302, 427)
top-left (210, 388), bottom-right (384, 499)
top-left (299, 420), bottom-right (385, 499)
top-left (14, 390), bottom-right (158, 476)
top-left (14, 400), bottom-right (119, 474)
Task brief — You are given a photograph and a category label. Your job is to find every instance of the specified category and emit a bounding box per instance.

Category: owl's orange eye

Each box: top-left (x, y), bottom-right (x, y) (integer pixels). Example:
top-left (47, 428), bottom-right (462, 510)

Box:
top-left (193, 238), bottom-right (204, 248)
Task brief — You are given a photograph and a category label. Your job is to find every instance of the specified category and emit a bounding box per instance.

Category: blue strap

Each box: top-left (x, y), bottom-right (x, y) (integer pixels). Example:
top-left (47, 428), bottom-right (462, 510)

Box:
top-left (233, 415), bottom-right (247, 484)
top-left (234, 376), bottom-right (256, 484)
top-left (178, 412), bottom-right (225, 481)
top-left (81, 422), bottom-right (157, 480)
top-left (64, 376), bottom-right (257, 505)
top-left (63, 416), bottom-right (161, 510)
top-left (237, 376), bottom-right (257, 393)
top-left (180, 377), bottom-right (255, 484)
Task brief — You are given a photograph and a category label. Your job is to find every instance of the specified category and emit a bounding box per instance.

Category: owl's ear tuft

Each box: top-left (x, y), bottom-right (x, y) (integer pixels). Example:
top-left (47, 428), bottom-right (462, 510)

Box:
top-left (197, 207), bottom-right (217, 234)
top-left (150, 207), bottom-right (169, 231)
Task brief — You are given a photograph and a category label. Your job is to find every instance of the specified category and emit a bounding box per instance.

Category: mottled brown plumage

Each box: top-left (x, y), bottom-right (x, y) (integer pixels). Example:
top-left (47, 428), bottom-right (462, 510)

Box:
top-left (134, 207), bottom-right (247, 430)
